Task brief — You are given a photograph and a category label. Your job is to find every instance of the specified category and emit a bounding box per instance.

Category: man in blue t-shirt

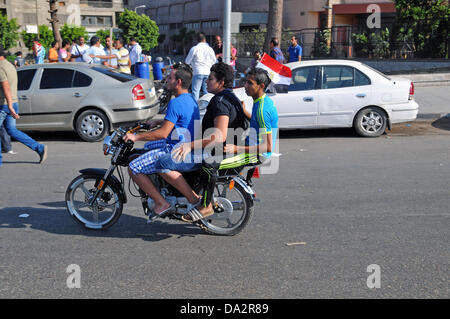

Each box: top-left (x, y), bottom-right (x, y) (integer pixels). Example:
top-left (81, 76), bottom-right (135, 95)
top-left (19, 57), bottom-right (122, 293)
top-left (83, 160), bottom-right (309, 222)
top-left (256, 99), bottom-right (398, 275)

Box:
top-left (288, 36), bottom-right (302, 63)
top-left (124, 63), bottom-right (200, 217)
top-left (269, 37), bottom-right (286, 64)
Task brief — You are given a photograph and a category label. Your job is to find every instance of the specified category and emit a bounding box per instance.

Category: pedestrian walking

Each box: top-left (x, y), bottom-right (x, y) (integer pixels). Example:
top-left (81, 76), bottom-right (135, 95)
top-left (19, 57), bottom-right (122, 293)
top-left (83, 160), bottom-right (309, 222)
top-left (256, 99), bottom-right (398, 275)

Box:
top-left (48, 41), bottom-right (59, 63)
top-left (70, 36), bottom-right (90, 62)
top-left (58, 39), bottom-right (72, 62)
top-left (287, 36), bottom-right (302, 62)
top-left (185, 32), bottom-right (216, 101)
top-left (14, 52), bottom-right (25, 68)
top-left (0, 45), bottom-right (47, 167)
top-left (33, 38), bottom-right (45, 64)
top-left (128, 37), bottom-right (142, 75)
top-left (269, 37), bottom-right (285, 64)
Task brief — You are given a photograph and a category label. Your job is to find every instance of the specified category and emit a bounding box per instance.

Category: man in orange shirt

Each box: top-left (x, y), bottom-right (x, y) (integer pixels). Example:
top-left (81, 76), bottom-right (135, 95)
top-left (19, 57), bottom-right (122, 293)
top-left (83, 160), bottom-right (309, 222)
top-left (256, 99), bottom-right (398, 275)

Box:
top-left (48, 41), bottom-right (59, 63)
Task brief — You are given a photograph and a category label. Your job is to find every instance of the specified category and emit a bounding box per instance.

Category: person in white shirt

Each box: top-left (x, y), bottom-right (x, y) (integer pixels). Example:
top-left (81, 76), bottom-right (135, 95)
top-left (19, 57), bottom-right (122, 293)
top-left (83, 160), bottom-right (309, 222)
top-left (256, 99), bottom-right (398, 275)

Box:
top-left (128, 37), bottom-right (142, 75)
top-left (86, 36), bottom-right (106, 64)
top-left (71, 36), bottom-right (90, 62)
top-left (185, 32), bottom-right (216, 101)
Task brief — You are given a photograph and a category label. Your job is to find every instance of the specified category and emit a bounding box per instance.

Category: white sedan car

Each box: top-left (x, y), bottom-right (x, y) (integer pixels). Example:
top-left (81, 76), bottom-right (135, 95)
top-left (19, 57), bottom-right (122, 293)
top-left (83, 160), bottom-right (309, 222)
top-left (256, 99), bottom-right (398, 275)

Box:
top-left (198, 60), bottom-right (419, 137)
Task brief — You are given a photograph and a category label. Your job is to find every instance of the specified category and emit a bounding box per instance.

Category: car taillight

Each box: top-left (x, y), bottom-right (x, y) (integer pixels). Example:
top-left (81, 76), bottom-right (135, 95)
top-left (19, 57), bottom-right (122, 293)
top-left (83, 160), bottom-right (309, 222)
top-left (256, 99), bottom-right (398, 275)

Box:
top-left (132, 84), bottom-right (145, 101)
top-left (409, 82), bottom-right (414, 100)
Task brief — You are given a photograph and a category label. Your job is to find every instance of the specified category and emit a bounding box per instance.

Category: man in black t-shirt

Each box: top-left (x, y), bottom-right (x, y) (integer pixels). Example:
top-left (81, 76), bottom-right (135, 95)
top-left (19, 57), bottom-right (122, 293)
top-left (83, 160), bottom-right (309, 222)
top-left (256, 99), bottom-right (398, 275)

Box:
top-left (155, 62), bottom-right (247, 222)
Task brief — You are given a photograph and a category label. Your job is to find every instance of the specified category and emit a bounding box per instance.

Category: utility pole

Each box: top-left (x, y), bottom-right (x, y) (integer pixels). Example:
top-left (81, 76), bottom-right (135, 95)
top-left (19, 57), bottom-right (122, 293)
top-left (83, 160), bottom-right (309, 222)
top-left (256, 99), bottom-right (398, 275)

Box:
top-left (223, 0), bottom-right (231, 64)
top-left (35, 0), bottom-right (39, 39)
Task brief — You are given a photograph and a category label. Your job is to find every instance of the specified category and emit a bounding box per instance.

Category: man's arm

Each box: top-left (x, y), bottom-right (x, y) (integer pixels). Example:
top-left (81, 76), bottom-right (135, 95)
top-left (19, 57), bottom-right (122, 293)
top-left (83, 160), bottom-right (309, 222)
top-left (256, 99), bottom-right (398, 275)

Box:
top-left (185, 47), bottom-right (194, 65)
top-left (1, 80), bottom-right (19, 119)
top-left (241, 101), bottom-right (251, 120)
top-left (124, 120), bottom-right (174, 143)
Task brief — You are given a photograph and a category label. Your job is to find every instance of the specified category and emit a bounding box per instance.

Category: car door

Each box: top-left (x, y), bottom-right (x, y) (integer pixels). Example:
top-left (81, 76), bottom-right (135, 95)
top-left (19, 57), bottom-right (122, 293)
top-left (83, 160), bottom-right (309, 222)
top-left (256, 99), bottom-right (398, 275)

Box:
top-left (30, 67), bottom-right (92, 129)
top-left (316, 65), bottom-right (372, 127)
top-left (274, 66), bottom-right (319, 128)
top-left (16, 68), bottom-right (38, 127)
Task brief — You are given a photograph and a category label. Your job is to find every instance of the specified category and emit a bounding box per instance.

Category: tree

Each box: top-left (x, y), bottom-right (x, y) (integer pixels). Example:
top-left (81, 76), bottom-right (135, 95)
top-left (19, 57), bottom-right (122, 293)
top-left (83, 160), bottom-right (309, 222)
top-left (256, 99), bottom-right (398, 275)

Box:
top-left (170, 27), bottom-right (196, 55)
top-left (117, 9), bottom-right (159, 51)
top-left (22, 25), bottom-right (54, 51)
top-left (48, 0), bottom-right (62, 46)
top-left (59, 23), bottom-right (88, 43)
top-left (394, 0), bottom-right (449, 58)
top-left (0, 13), bottom-right (20, 50)
top-left (264, 0), bottom-right (284, 53)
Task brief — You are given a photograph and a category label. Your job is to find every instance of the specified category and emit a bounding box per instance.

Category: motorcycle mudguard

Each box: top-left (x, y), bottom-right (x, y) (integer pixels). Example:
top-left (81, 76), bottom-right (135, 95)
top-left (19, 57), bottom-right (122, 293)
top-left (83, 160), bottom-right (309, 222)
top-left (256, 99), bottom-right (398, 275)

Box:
top-left (79, 168), bottom-right (127, 204)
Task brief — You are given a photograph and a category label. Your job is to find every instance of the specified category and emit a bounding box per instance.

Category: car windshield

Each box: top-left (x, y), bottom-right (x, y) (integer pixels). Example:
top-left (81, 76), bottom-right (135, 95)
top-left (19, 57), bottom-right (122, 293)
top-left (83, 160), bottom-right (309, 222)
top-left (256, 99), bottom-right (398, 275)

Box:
top-left (91, 66), bottom-right (136, 82)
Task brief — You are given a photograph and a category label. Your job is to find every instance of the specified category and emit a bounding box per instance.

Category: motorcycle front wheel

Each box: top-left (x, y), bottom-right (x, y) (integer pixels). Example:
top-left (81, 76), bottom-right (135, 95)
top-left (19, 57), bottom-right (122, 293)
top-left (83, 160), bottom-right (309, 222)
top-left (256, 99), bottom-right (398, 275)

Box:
top-left (198, 180), bottom-right (254, 236)
top-left (65, 174), bottom-right (123, 230)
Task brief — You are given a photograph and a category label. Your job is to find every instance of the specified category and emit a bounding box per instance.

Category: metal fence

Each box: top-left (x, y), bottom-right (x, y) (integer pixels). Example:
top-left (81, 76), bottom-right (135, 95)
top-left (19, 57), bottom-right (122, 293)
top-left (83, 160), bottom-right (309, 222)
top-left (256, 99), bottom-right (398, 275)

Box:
top-left (231, 23), bottom-right (449, 60)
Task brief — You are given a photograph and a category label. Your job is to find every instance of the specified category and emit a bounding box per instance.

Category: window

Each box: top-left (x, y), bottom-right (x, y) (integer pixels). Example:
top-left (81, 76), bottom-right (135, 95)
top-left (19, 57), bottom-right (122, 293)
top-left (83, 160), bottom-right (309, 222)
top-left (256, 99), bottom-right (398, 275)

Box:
top-left (73, 71), bottom-right (92, 87)
top-left (18, 69), bottom-right (37, 91)
top-left (322, 66), bottom-right (354, 89)
top-left (92, 66), bottom-right (135, 82)
top-left (81, 15), bottom-right (112, 27)
top-left (355, 69), bottom-right (371, 86)
top-left (289, 66), bottom-right (319, 91)
top-left (40, 68), bottom-right (74, 89)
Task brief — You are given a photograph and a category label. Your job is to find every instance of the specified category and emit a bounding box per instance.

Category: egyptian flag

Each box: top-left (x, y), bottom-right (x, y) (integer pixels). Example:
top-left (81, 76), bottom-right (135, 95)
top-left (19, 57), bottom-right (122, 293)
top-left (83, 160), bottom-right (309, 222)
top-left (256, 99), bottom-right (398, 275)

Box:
top-left (255, 53), bottom-right (292, 86)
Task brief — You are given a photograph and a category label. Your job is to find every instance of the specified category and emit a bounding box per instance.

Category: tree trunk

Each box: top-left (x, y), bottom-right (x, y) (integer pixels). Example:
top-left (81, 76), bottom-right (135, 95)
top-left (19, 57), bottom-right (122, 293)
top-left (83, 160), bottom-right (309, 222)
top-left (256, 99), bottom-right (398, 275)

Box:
top-left (264, 0), bottom-right (284, 54)
top-left (48, 0), bottom-right (62, 45)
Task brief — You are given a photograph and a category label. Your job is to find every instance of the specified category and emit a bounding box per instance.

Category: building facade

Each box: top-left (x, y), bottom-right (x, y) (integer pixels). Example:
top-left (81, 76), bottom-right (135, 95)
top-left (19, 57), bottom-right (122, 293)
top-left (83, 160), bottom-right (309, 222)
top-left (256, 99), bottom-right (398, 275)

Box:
top-left (0, 0), bottom-right (125, 52)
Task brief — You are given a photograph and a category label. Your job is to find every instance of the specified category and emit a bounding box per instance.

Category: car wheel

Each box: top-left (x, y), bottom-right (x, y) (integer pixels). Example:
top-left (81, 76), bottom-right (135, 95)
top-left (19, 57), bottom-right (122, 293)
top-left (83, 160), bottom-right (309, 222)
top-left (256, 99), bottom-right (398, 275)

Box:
top-left (354, 107), bottom-right (387, 137)
top-left (76, 109), bottom-right (110, 142)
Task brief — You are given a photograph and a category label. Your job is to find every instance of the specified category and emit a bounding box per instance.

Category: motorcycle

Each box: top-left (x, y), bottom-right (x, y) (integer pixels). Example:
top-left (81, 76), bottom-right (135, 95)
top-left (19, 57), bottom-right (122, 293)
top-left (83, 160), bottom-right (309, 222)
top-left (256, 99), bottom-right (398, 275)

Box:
top-left (65, 124), bottom-right (262, 236)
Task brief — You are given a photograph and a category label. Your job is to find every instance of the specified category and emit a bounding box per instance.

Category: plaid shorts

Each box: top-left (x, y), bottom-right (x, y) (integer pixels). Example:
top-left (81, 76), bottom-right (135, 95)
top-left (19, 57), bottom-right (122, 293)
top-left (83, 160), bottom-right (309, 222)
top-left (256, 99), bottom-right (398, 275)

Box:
top-left (129, 140), bottom-right (173, 175)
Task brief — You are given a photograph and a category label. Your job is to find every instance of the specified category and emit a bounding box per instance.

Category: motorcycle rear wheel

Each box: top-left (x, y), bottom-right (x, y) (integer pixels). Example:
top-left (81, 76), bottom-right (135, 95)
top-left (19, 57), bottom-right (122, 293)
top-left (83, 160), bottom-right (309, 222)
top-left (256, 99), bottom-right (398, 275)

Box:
top-left (65, 174), bottom-right (123, 230)
top-left (198, 180), bottom-right (254, 236)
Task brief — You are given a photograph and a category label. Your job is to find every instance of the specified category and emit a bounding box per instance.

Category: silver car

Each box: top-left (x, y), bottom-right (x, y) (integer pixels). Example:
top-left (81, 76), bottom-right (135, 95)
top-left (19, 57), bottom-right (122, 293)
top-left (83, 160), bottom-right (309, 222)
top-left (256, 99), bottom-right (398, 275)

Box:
top-left (16, 63), bottom-right (159, 142)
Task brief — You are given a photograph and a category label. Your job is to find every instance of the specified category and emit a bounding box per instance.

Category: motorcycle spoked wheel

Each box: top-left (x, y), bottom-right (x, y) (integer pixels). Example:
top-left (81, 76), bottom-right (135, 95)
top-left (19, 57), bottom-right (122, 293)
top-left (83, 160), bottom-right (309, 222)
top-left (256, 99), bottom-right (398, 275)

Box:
top-left (65, 174), bottom-right (123, 230)
top-left (197, 180), bottom-right (254, 236)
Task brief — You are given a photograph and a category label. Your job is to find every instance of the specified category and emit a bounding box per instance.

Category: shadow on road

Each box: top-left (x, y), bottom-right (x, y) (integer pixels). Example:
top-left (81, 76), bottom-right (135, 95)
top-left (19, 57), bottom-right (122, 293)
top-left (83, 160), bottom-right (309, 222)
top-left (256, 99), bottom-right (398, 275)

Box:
top-left (23, 131), bottom-right (87, 143)
top-left (431, 117), bottom-right (450, 131)
top-left (0, 203), bottom-right (205, 242)
top-left (279, 127), bottom-right (358, 139)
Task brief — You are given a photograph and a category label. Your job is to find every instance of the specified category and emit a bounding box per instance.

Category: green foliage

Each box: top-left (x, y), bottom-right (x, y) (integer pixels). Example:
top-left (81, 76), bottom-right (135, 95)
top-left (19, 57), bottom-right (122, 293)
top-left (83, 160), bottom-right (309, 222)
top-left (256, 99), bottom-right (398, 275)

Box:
top-left (6, 54), bottom-right (16, 64)
top-left (0, 13), bottom-right (20, 50)
top-left (95, 29), bottom-right (115, 47)
top-left (117, 9), bottom-right (159, 51)
top-left (22, 25), bottom-right (54, 51)
top-left (394, 0), bottom-right (449, 58)
top-left (170, 27), bottom-right (196, 55)
top-left (59, 24), bottom-right (88, 43)
top-left (313, 29), bottom-right (331, 58)
top-left (352, 33), bottom-right (369, 57)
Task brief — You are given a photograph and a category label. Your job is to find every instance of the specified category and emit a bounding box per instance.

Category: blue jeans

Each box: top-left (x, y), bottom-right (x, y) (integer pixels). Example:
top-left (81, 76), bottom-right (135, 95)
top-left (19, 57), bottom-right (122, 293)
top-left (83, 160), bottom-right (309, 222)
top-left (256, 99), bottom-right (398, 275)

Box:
top-left (155, 152), bottom-right (202, 174)
top-left (191, 74), bottom-right (208, 101)
top-left (0, 103), bottom-right (44, 166)
top-left (0, 122), bottom-right (11, 152)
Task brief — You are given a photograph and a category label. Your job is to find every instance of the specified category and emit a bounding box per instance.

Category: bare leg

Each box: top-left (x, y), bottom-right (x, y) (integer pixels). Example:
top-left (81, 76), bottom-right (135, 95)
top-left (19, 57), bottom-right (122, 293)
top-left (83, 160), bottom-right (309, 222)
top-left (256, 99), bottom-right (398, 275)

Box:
top-left (159, 171), bottom-right (200, 204)
top-left (128, 167), bottom-right (170, 215)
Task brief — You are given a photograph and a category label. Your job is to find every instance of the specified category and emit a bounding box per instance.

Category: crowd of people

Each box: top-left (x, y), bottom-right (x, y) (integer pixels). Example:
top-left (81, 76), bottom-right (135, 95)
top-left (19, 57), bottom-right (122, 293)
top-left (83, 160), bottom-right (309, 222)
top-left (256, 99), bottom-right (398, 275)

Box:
top-left (30, 35), bottom-right (145, 75)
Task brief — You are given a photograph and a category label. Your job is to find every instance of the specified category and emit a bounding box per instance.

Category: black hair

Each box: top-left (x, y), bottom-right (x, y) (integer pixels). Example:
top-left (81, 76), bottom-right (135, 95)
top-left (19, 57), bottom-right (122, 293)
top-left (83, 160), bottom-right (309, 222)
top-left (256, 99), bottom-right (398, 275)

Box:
top-left (116, 37), bottom-right (125, 45)
top-left (172, 63), bottom-right (193, 90)
top-left (130, 37), bottom-right (136, 42)
top-left (90, 36), bottom-right (100, 46)
top-left (210, 62), bottom-right (234, 89)
top-left (246, 67), bottom-right (271, 89)
top-left (62, 39), bottom-right (70, 47)
top-left (52, 40), bottom-right (58, 47)
top-left (16, 51), bottom-right (22, 56)
top-left (270, 37), bottom-right (279, 47)
top-left (0, 45), bottom-right (6, 57)
top-left (197, 32), bottom-right (206, 43)
top-left (78, 36), bottom-right (85, 41)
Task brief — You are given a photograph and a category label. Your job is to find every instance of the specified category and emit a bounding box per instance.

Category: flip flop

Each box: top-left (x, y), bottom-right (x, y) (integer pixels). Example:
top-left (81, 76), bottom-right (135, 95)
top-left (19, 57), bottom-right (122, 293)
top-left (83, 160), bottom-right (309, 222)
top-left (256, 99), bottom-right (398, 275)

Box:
top-left (181, 207), bottom-right (214, 223)
top-left (155, 205), bottom-right (174, 218)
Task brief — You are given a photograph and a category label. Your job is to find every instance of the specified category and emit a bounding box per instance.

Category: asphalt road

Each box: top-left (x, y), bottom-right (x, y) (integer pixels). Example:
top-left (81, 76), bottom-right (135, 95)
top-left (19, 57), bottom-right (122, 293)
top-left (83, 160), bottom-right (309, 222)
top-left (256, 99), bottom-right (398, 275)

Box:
top-left (0, 119), bottom-right (449, 299)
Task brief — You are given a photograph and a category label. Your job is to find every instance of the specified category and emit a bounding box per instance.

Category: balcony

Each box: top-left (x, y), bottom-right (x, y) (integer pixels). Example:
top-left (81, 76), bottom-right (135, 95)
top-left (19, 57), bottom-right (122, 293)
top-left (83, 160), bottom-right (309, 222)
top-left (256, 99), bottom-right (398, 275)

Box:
top-left (79, 1), bottom-right (113, 9)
